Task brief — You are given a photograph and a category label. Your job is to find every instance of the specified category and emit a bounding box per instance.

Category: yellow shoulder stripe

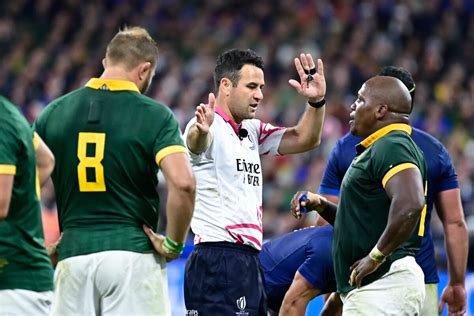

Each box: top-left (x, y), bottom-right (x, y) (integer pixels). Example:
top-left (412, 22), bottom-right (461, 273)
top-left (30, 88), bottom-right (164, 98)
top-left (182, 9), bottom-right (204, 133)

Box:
top-left (155, 145), bottom-right (188, 166)
top-left (33, 132), bottom-right (40, 150)
top-left (0, 165), bottom-right (16, 175)
top-left (382, 163), bottom-right (418, 188)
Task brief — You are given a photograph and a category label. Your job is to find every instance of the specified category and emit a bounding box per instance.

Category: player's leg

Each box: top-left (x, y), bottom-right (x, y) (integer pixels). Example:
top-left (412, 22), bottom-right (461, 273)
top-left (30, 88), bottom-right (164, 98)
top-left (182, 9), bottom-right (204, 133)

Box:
top-left (0, 289), bottom-right (53, 315)
top-left (341, 256), bottom-right (425, 315)
top-left (420, 283), bottom-right (438, 316)
top-left (53, 254), bottom-right (99, 315)
top-left (184, 242), bottom-right (267, 315)
top-left (95, 251), bottom-right (170, 315)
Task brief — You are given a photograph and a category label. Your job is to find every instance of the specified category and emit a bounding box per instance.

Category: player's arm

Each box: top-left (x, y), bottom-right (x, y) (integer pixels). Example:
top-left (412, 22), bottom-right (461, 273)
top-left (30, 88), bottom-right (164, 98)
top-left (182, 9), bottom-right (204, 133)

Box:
top-left (34, 133), bottom-right (55, 187)
top-left (436, 188), bottom-right (467, 315)
top-left (0, 174), bottom-right (14, 221)
top-left (377, 167), bottom-right (425, 258)
top-left (317, 194), bottom-right (338, 226)
top-left (350, 167), bottom-right (425, 287)
top-left (279, 56), bottom-right (325, 155)
top-left (279, 271), bottom-right (320, 316)
top-left (157, 152), bottom-right (195, 260)
top-left (187, 93), bottom-right (215, 155)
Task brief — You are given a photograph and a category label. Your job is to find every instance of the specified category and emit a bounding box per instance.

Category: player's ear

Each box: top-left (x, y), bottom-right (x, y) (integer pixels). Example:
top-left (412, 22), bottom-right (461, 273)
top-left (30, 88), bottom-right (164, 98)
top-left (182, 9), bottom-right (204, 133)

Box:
top-left (102, 58), bottom-right (107, 69)
top-left (138, 62), bottom-right (152, 81)
top-left (375, 104), bottom-right (388, 119)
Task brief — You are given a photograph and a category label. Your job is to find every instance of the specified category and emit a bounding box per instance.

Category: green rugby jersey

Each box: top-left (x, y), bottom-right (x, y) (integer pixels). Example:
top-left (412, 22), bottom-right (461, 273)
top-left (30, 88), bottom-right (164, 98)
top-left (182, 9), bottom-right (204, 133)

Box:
top-left (34, 79), bottom-right (186, 261)
top-left (0, 95), bottom-right (53, 291)
top-left (333, 124), bottom-right (427, 294)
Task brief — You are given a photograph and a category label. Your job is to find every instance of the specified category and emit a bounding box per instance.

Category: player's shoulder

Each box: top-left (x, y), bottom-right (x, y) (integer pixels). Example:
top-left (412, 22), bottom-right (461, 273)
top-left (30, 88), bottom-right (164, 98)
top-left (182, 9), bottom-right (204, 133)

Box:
top-left (333, 132), bottom-right (361, 153)
top-left (411, 127), bottom-right (445, 154)
top-left (0, 95), bottom-right (30, 131)
top-left (131, 93), bottom-right (175, 117)
top-left (40, 87), bottom-right (86, 118)
top-left (0, 95), bottom-right (19, 119)
top-left (339, 132), bottom-right (360, 143)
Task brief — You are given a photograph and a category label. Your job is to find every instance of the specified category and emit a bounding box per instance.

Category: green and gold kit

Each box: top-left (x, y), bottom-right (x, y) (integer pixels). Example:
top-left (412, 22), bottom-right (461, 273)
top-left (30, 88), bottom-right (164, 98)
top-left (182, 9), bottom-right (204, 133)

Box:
top-left (34, 79), bottom-right (186, 261)
top-left (333, 124), bottom-right (427, 293)
top-left (0, 95), bottom-right (53, 291)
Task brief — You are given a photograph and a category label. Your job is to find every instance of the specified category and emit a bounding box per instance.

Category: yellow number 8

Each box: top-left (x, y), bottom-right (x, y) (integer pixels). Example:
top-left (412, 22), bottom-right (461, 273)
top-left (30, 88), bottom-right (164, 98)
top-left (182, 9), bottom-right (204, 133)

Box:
top-left (77, 132), bottom-right (106, 192)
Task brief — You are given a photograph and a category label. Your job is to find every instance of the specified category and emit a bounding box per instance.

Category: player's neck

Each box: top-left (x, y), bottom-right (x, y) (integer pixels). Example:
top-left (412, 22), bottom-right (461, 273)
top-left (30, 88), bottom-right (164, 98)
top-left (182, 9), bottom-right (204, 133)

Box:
top-left (100, 67), bottom-right (136, 85)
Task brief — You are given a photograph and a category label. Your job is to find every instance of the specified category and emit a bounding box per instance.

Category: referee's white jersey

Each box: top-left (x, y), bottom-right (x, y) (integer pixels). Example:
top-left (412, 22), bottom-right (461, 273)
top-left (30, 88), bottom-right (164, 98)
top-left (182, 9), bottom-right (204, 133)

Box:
top-left (183, 108), bottom-right (285, 250)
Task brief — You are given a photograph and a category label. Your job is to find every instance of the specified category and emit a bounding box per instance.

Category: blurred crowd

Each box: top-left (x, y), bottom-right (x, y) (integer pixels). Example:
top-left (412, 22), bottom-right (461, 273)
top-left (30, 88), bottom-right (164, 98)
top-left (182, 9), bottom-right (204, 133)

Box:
top-left (1, 0), bottom-right (473, 269)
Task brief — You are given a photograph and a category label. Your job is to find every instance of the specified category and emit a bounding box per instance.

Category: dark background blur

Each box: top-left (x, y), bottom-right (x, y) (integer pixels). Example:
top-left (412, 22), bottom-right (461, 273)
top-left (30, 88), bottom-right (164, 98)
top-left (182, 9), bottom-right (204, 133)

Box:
top-left (1, 0), bottom-right (472, 271)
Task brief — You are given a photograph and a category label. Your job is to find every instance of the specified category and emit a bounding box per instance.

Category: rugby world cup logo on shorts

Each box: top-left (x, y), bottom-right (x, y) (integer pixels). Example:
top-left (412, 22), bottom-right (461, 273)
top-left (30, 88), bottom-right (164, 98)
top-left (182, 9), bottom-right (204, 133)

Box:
top-left (236, 296), bottom-right (249, 316)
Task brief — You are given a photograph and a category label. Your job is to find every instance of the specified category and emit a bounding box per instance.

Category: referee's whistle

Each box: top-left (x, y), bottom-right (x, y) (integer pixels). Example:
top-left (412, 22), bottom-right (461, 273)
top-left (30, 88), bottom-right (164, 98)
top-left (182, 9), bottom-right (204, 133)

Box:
top-left (299, 194), bottom-right (309, 213)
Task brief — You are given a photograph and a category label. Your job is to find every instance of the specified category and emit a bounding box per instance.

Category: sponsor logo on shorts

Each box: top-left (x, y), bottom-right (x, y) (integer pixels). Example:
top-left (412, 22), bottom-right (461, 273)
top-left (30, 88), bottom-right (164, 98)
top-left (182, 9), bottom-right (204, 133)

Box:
top-left (186, 310), bottom-right (198, 315)
top-left (236, 296), bottom-right (249, 316)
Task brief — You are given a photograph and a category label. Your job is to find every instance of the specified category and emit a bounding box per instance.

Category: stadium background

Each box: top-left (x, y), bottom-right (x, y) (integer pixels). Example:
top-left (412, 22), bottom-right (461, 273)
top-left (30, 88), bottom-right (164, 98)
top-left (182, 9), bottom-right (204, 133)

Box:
top-left (1, 0), bottom-right (472, 314)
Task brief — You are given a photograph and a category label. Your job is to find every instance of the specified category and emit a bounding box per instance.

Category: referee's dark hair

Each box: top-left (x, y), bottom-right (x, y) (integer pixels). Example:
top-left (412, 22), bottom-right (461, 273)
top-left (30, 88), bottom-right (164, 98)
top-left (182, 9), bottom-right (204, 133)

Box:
top-left (378, 66), bottom-right (416, 112)
top-left (214, 48), bottom-right (264, 92)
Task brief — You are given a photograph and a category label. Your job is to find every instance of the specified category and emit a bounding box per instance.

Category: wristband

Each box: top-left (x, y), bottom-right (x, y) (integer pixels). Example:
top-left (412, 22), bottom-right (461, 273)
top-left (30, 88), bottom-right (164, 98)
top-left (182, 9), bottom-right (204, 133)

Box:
top-left (369, 246), bottom-right (387, 263)
top-left (162, 236), bottom-right (185, 255)
top-left (315, 196), bottom-right (328, 213)
top-left (308, 98), bottom-right (326, 108)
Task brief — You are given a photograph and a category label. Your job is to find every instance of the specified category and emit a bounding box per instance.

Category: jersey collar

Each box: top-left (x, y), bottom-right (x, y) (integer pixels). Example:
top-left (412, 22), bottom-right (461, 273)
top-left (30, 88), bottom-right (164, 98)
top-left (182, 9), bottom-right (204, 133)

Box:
top-left (85, 78), bottom-right (140, 93)
top-left (356, 123), bottom-right (412, 154)
top-left (215, 107), bottom-right (240, 135)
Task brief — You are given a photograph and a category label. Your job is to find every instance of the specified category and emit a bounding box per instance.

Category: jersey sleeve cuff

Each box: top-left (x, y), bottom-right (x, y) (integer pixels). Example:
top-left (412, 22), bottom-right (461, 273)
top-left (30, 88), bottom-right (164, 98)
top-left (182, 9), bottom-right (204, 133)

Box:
top-left (155, 145), bottom-right (188, 166)
top-left (318, 186), bottom-right (340, 196)
top-left (297, 267), bottom-right (322, 290)
top-left (33, 132), bottom-right (40, 150)
top-left (382, 162), bottom-right (418, 188)
top-left (0, 164), bottom-right (16, 175)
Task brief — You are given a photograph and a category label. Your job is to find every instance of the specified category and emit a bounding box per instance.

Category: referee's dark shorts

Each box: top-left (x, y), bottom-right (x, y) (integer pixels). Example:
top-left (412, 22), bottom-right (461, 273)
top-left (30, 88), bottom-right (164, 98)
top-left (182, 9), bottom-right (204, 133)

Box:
top-left (184, 242), bottom-right (268, 315)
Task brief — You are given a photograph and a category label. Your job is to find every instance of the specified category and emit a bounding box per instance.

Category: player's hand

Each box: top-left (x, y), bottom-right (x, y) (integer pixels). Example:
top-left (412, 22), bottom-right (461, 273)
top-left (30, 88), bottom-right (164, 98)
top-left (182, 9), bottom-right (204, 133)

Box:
top-left (290, 191), bottom-right (325, 219)
top-left (194, 93), bottom-right (215, 134)
top-left (143, 225), bottom-right (180, 262)
top-left (438, 283), bottom-right (466, 315)
top-left (46, 233), bottom-right (62, 268)
top-left (349, 255), bottom-right (382, 288)
top-left (288, 54), bottom-right (326, 103)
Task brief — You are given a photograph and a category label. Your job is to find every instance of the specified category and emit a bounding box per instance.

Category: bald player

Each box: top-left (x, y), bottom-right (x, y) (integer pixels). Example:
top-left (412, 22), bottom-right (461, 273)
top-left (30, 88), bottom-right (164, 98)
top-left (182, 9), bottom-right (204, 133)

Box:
top-left (292, 76), bottom-right (427, 315)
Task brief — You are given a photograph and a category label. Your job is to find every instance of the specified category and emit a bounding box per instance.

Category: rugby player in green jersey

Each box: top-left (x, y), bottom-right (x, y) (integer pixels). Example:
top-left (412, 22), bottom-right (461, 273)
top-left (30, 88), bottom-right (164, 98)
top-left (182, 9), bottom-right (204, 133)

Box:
top-left (34, 27), bottom-right (195, 315)
top-left (0, 95), bottom-right (55, 315)
top-left (292, 76), bottom-right (427, 315)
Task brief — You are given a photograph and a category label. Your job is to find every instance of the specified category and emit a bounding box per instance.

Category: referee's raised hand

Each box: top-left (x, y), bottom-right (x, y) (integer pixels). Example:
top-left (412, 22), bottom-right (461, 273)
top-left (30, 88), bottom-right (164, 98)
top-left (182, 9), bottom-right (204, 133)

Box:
top-left (289, 54), bottom-right (326, 103)
top-left (195, 92), bottom-right (215, 134)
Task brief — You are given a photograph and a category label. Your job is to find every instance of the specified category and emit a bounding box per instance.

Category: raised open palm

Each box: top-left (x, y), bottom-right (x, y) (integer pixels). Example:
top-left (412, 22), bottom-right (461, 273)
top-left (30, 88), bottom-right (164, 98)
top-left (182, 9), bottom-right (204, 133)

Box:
top-left (289, 54), bottom-right (326, 102)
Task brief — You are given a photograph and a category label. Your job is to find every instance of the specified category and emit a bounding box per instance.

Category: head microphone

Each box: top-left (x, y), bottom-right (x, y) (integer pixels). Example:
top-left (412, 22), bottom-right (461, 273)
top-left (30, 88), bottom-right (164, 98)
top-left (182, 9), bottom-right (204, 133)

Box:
top-left (238, 127), bottom-right (248, 140)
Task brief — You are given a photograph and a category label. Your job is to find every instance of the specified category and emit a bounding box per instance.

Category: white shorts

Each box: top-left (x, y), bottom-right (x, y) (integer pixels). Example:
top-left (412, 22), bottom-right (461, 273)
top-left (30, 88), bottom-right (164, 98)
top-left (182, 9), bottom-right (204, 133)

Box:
top-left (420, 283), bottom-right (438, 316)
top-left (53, 250), bottom-right (171, 316)
top-left (341, 256), bottom-right (425, 315)
top-left (0, 289), bottom-right (53, 316)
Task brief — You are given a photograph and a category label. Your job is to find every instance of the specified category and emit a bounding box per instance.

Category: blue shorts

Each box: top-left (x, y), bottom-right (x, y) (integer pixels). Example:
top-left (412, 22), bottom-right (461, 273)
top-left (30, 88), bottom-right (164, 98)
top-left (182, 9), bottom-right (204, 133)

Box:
top-left (184, 242), bottom-right (267, 315)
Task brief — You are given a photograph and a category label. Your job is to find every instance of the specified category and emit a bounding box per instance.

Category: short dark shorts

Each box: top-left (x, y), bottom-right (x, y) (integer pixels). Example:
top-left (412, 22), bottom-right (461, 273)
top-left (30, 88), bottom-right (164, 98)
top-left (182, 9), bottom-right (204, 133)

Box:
top-left (184, 242), bottom-right (268, 316)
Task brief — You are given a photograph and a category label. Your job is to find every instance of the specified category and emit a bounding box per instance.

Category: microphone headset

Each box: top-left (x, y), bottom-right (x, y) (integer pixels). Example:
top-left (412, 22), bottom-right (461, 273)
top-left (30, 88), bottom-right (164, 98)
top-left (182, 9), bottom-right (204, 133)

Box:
top-left (238, 126), bottom-right (248, 140)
